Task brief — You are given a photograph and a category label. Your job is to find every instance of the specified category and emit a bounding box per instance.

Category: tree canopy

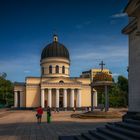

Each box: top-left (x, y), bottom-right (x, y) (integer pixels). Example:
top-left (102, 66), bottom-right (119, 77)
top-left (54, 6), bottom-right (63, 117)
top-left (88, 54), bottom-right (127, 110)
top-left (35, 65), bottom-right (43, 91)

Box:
top-left (97, 75), bottom-right (128, 107)
top-left (0, 74), bottom-right (14, 107)
top-left (109, 75), bottom-right (128, 107)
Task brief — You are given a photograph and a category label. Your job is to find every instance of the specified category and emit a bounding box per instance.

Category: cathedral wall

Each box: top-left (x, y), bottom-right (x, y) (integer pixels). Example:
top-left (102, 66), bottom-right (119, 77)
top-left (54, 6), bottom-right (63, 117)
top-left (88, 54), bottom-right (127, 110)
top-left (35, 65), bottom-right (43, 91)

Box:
top-left (26, 86), bottom-right (40, 108)
top-left (41, 57), bottom-right (70, 77)
top-left (81, 86), bottom-right (91, 107)
top-left (42, 62), bottom-right (69, 76)
top-left (75, 78), bottom-right (90, 84)
top-left (26, 77), bottom-right (41, 84)
top-left (14, 85), bottom-right (26, 107)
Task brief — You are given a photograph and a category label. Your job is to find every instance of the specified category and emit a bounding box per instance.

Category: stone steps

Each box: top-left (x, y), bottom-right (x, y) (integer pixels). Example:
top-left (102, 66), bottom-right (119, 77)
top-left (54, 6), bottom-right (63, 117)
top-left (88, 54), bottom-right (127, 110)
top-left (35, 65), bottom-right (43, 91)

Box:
top-left (81, 133), bottom-right (98, 140)
top-left (89, 130), bottom-right (114, 140)
top-left (59, 118), bottom-right (140, 140)
top-left (105, 124), bottom-right (139, 139)
top-left (97, 127), bottom-right (133, 140)
top-left (114, 122), bottom-right (140, 132)
top-left (124, 119), bottom-right (140, 125)
top-left (74, 135), bottom-right (87, 140)
top-left (58, 136), bottom-right (75, 140)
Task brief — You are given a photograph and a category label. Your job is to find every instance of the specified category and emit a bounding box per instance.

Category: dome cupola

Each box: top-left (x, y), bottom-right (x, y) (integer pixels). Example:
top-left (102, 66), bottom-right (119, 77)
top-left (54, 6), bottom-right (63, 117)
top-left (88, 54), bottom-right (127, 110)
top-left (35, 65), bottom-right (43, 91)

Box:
top-left (40, 35), bottom-right (70, 78)
top-left (41, 35), bottom-right (70, 60)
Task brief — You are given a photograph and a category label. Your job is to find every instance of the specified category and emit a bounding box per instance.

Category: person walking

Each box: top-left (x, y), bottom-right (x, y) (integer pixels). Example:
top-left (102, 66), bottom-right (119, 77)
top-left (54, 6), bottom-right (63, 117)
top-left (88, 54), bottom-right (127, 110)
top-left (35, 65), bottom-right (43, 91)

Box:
top-left (36, 106), bottom-right (43, 124)
top-left (47, 106), bottom-right (51, 123)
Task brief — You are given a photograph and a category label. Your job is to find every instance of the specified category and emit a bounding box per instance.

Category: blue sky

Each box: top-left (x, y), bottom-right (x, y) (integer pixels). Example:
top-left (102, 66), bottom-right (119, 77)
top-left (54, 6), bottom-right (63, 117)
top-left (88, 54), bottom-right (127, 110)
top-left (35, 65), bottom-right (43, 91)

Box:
top-left (0, 0), bottom-right (128, 82)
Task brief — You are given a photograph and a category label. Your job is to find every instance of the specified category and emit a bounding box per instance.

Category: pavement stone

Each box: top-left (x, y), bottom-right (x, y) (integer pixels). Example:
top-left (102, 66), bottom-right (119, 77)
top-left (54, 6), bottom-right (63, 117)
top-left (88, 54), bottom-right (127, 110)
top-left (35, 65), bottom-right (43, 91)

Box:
top-left (0, 110), bottom-right (121, 140)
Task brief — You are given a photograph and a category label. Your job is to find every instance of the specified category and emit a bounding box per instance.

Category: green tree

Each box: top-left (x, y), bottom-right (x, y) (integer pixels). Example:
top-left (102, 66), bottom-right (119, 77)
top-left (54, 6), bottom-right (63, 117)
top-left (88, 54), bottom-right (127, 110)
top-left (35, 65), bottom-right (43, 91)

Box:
top-left (118, 76), bottom-right (128, 92)
top-left (109, 75), bottom-right (128, 107)
top-left (0, 74), bottom-right (14, 107)
top-left (117, 75), bottom-right (128, 106)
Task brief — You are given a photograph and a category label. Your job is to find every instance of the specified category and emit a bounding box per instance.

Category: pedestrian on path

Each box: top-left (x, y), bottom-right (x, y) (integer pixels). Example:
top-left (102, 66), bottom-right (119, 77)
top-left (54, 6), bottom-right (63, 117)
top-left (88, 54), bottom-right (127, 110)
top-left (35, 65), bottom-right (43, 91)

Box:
top-left (47, 106), bottom-right (51, 123)
top-left (36, 106), bottom-right (43, 124)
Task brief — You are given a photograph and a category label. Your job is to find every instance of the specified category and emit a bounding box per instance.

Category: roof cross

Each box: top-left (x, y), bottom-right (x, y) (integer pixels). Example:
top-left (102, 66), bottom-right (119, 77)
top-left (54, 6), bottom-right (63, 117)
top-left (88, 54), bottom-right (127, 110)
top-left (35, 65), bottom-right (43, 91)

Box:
top-left (99, 60), bottom-right (105, 71)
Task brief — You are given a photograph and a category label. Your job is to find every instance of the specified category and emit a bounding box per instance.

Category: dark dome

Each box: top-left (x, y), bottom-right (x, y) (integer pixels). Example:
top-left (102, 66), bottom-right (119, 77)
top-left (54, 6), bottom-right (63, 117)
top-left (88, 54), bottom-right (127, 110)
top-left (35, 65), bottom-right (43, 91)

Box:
top-left (41, 35), bottom-right (70, 60)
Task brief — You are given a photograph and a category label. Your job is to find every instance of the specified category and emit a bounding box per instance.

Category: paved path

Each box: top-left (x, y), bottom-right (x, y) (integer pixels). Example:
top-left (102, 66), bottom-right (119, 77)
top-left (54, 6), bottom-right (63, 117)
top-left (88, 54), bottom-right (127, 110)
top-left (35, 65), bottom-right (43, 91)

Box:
top-left (0, 110), bottom-right (121, 140)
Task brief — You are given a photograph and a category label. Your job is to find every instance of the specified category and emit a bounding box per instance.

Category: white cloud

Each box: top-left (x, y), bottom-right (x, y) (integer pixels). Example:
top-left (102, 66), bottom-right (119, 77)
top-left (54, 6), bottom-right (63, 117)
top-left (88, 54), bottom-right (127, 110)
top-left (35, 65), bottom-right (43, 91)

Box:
top-left (0, 54), bottom-right (40, 81)
top-left (72, 45), bottom-right (128, 61)
top-left (111, 13), bottom-right (127, 18)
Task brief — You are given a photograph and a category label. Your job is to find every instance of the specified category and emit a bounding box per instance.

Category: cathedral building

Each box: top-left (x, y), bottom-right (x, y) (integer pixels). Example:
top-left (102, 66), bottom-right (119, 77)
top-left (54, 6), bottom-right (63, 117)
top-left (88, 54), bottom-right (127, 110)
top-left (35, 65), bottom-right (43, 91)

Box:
top-left (14, 35), bottom-right (109, 109)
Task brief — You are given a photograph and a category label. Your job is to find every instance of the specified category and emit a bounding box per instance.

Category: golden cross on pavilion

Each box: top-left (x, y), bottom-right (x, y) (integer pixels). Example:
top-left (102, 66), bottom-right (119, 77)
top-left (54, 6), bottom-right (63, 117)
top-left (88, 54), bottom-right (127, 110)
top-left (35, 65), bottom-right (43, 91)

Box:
top-left (99, 60), bottom-right (105, 71)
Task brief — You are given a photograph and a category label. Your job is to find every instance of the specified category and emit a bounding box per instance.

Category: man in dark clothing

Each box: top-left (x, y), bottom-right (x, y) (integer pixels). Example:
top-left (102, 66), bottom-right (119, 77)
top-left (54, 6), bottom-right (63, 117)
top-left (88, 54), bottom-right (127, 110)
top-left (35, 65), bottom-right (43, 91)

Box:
top-left (47, 106), bottom-right (51, 123)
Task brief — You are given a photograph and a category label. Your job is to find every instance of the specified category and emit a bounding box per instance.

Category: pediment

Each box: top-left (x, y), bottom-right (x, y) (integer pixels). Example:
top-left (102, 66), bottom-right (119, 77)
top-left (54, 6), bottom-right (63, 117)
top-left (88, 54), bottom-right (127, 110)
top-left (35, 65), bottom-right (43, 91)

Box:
top-left (42, 77), bottom-right (81, 84)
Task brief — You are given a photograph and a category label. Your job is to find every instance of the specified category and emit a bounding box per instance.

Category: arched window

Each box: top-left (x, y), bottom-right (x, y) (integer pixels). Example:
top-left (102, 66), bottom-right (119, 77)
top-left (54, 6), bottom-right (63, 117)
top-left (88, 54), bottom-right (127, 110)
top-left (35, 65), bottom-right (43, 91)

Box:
top-left (49, 65), bottom-right (52, 74)
top-left (59, 80), bottom-right (64, 83)
top-left (56, 65), bottom-right (59, 73)
top-left (62, 66), bottom-right (65, 74)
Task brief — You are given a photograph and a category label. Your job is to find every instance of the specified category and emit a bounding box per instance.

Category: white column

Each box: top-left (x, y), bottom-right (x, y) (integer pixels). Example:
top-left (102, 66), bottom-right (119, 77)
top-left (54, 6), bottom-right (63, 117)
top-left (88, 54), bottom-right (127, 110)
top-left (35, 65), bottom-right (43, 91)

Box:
top-left (56, 89), bottom-right (59, 108)
top-left (63, 89), bottom-right (67, 108)
top-left (93, 91), bottom-right (97, 107)
top-left (14, 91), bottom-right (18, 107)
top-left (77, 89), bottom-right (81, 107)
top-left (48, 89), bottom-right (52, 108)
top-left (70, 89), bottom-right (74, 107)
top-left (20, 91), bottom-right (23, 107)
top-left (105, 85), bottom-right (109, 112)
top-left (41, 89), bottom-right (45, 108)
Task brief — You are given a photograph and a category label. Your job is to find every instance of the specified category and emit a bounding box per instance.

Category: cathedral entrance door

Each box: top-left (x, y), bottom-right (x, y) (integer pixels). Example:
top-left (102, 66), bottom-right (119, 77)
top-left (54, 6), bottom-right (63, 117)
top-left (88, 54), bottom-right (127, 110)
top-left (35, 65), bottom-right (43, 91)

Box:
top-left (45, 100), bottom-right (47, 108)
top-left (74, 100), bottom-right (76, 107)
top-left (17, 91), bottom-right (20, 107)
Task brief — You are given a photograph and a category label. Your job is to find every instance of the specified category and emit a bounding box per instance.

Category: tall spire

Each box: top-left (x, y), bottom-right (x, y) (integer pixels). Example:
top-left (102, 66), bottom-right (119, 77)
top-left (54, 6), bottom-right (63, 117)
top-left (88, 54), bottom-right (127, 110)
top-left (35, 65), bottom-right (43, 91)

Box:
top-left (53, 34), bottom-right (58, 42)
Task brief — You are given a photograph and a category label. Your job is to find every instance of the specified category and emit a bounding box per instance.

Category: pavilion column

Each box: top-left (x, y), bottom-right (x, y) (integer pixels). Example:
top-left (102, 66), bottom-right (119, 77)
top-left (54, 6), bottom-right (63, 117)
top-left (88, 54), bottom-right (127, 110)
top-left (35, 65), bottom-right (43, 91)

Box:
top-left (56, 89), bottom-right (59, 108)
top-left (48, 89), bottom-right (52, 108)
top-left (77, 89), bottom-right (81, 107)
top-left (41, 89), bottom-right (45, 108)
top-left (14, 91), bottom-right (18, 107)
top-left (70, 89), bottom-right (74, 108)
top-left (105, 85), bottom-right (109, 112)
top-left (63, 89), bottom-right (67, 108)
top-left (20, 91), bottom-right (23, 107)
top-left (93, 91), bottom-right (97, 107)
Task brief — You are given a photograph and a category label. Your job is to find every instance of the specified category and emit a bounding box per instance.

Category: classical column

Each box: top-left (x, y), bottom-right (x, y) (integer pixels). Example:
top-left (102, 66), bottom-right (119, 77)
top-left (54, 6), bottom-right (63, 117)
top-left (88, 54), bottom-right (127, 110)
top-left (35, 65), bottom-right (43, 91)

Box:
top-left (93, 91), bottom-right (98, 107)
top-left (41, 89), bottom-right (45, 108)
top-left (14, 91), bottom-right (18, 107)
top-left (63, 89), bottom-right (67, 108)
top-left (105, 85), bottom-right (109, 112)
top-left (91, 88), bottom-right (94, 112)
top-left (70, 89), bottom-right (74, 108)
top-left (77, 89), bottom-right (81, 107)
top-left (20, 91), bottom-right (23, 107)
top-left (56, 89), bottom-right (59, 108)
top-left (48, 89), bottom-right (52, 108)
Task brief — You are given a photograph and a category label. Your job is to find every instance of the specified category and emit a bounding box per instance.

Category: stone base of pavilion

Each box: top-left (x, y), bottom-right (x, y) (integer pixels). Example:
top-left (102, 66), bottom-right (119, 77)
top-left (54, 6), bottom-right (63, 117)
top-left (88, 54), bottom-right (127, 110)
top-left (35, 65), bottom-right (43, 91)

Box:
top-left (71, 109), bottom-right (125, 119)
